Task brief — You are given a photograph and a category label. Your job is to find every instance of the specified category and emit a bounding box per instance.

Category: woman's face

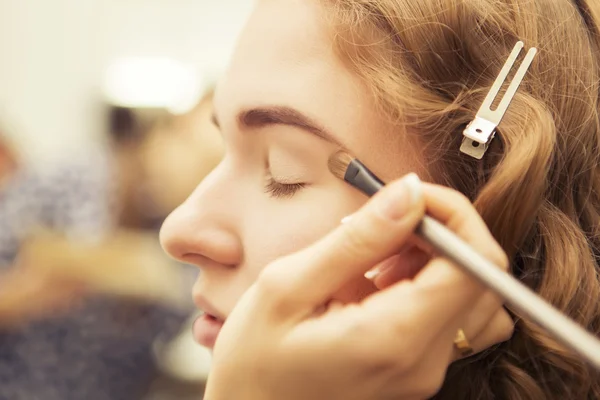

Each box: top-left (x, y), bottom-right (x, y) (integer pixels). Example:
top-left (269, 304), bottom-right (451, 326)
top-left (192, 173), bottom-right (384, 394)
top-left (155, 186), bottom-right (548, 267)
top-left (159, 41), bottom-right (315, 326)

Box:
top-left (160, 0), bottom-right (422, 348)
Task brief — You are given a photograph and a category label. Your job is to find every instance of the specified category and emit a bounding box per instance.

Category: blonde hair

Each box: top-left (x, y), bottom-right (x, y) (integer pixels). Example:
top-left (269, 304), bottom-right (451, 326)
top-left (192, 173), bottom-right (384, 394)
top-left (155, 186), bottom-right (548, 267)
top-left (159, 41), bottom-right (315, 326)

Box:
top-left (323, 0), bottom-right (600, 398)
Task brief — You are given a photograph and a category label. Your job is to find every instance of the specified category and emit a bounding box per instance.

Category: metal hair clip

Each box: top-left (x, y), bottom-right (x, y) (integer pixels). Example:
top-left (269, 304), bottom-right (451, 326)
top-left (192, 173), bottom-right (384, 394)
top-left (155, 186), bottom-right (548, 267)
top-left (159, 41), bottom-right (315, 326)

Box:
top-left (460, 41), bottom-right (537, 159)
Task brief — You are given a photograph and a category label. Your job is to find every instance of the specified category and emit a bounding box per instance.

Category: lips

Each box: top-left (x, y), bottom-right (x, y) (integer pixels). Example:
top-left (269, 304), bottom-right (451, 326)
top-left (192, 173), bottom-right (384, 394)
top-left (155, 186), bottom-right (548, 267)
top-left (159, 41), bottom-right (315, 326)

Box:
top-left (193, 313), bottom-right (225, 348)
top-left (192, 295), bottom-right (227, 348)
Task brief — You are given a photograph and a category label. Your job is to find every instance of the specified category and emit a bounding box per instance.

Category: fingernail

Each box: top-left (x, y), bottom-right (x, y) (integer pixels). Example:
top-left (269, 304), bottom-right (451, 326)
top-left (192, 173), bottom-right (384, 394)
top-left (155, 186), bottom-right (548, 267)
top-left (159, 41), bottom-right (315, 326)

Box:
top-left (364, 253), bottom-right (401, 281)
top-left (340, 215), bottom-right (353, 224)
top-left (364, 268), bottom-right (381, 280)
top-left (377, 173), bottom-right (421, 221)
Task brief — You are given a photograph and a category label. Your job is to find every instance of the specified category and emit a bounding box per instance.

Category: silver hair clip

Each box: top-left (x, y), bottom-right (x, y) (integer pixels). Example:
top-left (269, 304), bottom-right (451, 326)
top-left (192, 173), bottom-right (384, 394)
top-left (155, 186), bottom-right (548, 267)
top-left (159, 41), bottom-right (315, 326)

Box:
top-left (460, 41), bottom-right (537, 159)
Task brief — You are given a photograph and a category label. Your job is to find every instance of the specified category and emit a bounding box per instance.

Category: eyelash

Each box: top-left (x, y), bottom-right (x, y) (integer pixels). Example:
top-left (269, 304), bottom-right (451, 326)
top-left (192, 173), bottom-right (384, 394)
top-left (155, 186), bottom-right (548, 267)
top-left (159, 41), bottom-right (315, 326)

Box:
top-left (264, 177), bottom-right (306, 199)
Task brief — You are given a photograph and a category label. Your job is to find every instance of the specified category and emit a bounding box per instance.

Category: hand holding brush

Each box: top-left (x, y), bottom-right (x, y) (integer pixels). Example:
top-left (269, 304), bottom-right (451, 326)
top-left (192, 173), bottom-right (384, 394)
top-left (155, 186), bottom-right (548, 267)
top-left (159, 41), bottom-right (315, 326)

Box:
top-left (328, 150), bottom-right (600, 371)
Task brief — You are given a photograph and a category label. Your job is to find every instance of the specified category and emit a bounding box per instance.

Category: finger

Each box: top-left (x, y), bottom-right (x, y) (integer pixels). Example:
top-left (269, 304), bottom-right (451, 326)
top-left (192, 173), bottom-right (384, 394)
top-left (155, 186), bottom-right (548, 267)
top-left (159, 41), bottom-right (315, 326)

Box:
top-left (327, 300), bottom-right (344, 313)
top-left (369, 247), bottom-right (431, 289)
top-left (259, 174), bottom-right (425, 311)
top-left (452, 308), bottom-right (514, 360)
top-left (421, 183), bottom-right (508, 271)
top-left (409, 183), bottom-right (508, 318)
top-left (362, 184), bottom-right (508, 339)
top-left (409, 235), bottom-right (436, 257)
top-left (460, 291), bottom-right (504, 339)
top-left (399, 328), bottom-right (456, 399)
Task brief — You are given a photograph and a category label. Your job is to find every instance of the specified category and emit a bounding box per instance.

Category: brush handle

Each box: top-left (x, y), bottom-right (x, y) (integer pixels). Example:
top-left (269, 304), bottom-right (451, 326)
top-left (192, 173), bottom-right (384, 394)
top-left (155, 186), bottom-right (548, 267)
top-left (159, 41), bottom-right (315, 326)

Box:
top-left (418, 216), bottom-right (600, 370)
top-left (343, 158), bottom-right (600, 368)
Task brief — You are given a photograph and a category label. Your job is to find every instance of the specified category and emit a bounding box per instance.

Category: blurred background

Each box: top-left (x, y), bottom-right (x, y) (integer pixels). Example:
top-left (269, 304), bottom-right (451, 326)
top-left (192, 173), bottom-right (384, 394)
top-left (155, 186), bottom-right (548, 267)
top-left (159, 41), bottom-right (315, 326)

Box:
top-left (0, 1), bottom-right (254, 399)
top-left (1, 0), bottom-right (253, 164)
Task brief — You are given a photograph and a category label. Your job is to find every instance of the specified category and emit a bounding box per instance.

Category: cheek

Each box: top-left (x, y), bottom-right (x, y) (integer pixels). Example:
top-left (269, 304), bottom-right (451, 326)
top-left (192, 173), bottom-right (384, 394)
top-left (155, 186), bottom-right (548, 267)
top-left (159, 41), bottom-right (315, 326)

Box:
top-left (241, 190), bottom-right (377, 302)
top-left (252, 214), bottom-right (336, 263)
top-left (243, 204), bottom-right (345, 279)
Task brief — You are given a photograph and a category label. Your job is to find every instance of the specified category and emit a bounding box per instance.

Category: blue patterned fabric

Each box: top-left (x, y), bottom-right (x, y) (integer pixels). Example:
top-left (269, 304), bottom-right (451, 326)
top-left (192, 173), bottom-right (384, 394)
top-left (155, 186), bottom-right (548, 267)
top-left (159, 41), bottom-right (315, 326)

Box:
top-left (0, 152), bottom-right (188, 400)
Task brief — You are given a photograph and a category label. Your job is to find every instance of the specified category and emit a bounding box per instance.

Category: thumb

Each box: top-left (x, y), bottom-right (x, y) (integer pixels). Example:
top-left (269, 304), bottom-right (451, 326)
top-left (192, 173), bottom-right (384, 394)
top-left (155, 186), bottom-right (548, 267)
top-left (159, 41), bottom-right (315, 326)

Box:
top-left (263, 173), bottom-right (425, 311)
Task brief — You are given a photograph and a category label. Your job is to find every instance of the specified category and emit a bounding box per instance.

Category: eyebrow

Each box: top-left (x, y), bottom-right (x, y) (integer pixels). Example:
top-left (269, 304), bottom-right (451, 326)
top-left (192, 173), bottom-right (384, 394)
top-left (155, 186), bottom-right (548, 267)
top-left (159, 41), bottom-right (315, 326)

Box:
top-left (211, 106), bottom-right (347, 149)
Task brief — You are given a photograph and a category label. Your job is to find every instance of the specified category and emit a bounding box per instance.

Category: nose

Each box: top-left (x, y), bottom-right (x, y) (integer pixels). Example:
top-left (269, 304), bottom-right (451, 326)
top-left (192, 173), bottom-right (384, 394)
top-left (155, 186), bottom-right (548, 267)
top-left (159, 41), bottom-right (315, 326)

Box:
top-left (160, 167), bottom-right (243, 270)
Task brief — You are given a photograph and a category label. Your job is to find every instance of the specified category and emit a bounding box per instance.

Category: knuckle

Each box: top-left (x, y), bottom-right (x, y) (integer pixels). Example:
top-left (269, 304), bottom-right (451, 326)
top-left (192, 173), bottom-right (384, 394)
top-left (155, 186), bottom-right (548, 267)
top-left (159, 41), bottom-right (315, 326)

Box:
top-left (496, 248), bottom-right (510, 271)
top-left (384, 326), bottom-right (422, 372)
top-left (344, 317), bottom-right (406, 373)
top-left (481, 243), bottom-right (509, 271)
top-left (444, 190), bottom-right (474, 215)
top-left (453, 190), bottom-right (474, 208)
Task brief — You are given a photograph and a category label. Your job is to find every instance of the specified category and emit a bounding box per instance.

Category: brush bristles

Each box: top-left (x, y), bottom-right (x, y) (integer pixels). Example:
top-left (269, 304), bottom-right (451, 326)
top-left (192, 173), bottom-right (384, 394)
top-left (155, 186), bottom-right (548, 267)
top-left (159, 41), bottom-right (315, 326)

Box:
top-left (328, 150), bottom-right (354, 180)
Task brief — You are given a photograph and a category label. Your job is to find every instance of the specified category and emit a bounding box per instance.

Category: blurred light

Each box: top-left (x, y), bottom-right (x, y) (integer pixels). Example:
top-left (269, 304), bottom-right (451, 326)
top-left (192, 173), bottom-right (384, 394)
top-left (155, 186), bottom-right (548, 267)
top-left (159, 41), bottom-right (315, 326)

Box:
top-left (103, 57), bottom-right (203, 114)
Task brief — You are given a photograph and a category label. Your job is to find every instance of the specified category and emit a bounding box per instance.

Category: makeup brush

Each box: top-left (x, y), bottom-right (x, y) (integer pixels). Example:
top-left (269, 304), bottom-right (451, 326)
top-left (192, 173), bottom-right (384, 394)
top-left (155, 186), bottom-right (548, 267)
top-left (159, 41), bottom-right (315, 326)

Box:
top-left (328, 150), bottom-right (600, 370)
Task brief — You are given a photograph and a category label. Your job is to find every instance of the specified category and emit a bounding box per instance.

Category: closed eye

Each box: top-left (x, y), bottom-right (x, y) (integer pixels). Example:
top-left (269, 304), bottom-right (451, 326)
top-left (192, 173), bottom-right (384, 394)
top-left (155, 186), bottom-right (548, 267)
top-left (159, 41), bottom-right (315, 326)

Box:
top-left (264, 178), bottom-right (306, 199)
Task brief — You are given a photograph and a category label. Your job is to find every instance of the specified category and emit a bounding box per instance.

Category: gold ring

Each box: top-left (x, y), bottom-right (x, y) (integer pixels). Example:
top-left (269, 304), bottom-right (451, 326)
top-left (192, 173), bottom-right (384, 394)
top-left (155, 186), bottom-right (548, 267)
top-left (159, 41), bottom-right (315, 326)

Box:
top-left (454, 329), bottom-right (473, 357)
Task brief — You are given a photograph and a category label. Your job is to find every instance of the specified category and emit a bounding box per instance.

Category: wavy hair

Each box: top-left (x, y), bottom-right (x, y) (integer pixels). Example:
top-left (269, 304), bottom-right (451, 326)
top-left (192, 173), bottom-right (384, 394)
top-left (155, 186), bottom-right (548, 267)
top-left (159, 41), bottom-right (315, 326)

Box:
top-left (322, 0), bottom-right (600, 398)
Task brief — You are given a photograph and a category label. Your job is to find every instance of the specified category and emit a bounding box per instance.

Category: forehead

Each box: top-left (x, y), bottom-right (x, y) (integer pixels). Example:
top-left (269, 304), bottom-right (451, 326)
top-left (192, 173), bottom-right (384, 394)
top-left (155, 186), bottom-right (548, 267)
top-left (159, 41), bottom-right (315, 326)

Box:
top-left (213, 0), bottom-right (419, 180)
top-left (215, 0), bottom-right (368, 137)
top-left (220, 0), bottom-right (332, 94)
top-left (234, 0), bottom-right (330, 73)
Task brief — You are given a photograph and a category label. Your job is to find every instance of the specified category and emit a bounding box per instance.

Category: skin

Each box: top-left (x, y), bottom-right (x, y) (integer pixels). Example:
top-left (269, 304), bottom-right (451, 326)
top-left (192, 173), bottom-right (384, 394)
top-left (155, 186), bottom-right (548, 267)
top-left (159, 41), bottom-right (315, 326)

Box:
top-left (160, 0), bottom-right (510, 358)
top-left (160, 0), bottom-right (422, 319)
top-left (203, 179), bottom-right (509, 400)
